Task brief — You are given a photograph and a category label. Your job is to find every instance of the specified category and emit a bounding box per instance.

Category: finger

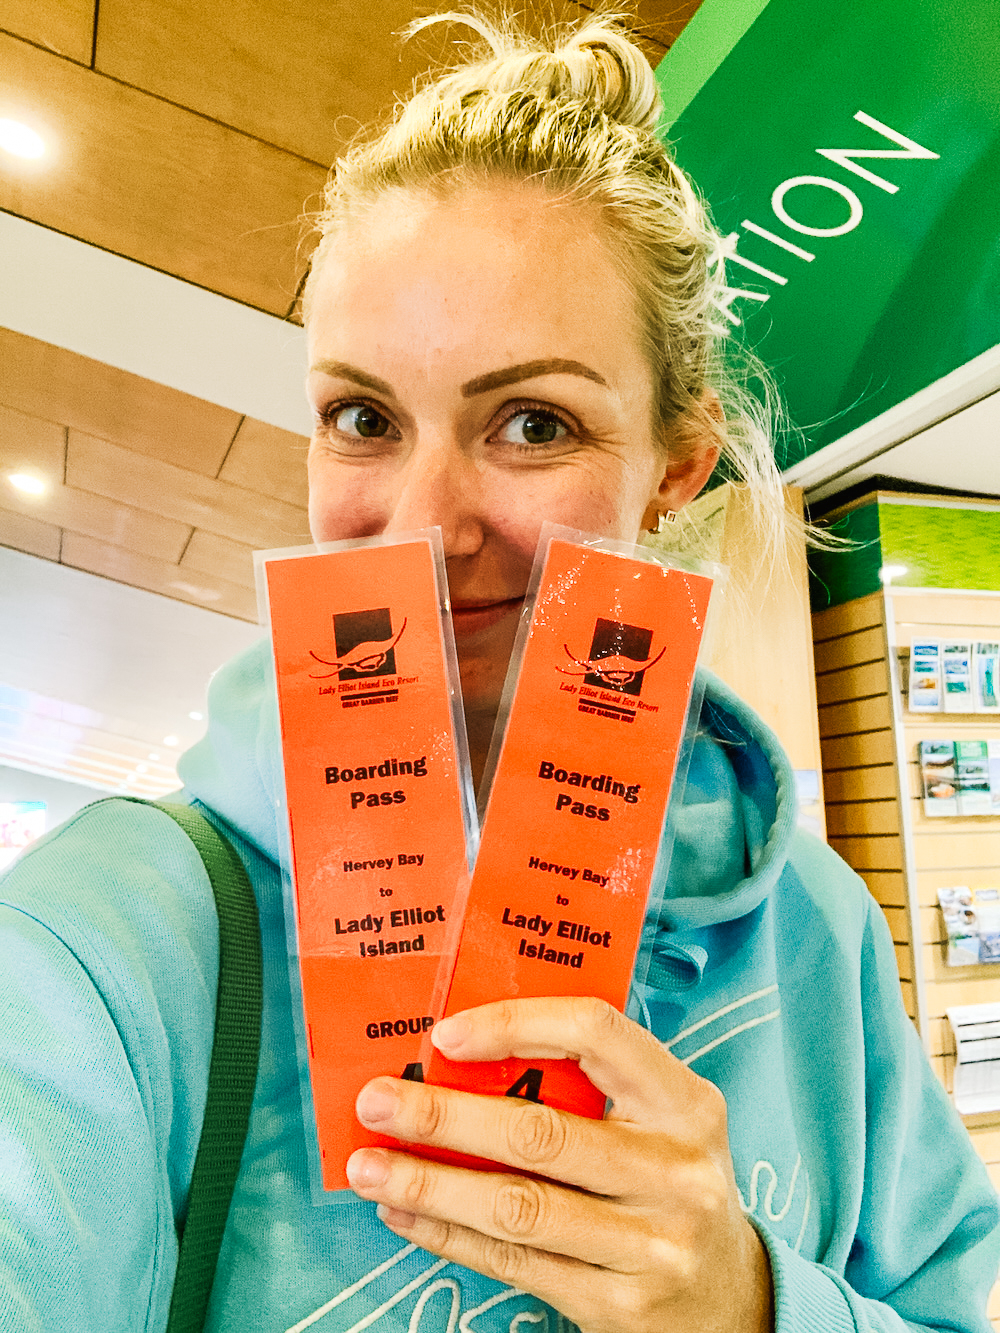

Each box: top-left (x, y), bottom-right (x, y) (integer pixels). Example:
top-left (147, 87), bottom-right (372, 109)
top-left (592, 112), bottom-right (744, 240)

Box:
top-left (345, 1145), bottom-right (667, 1272)
top-left (430, 996), bottom-right (698, 1123)
top-left (354, 1075), bottom-right (672, 1200)
top-left (369, 1203), bottom-right (645, 1333)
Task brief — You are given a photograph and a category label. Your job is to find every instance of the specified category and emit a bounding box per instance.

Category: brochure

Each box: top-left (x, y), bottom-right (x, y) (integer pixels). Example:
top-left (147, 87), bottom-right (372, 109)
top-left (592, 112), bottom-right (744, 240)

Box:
top-left (256, 532), bottom-right (476, 1194)
top-left (974, 642), bottom-right (1000, 712)
top-left (908, 639), bottom-right (941, 712)
top-left (956, 740), bottom-right (992, 816)
top-left (939, 887), bottom-right (1000, 966)
top-left (921, 739), bottom-right (958, 817)
top-left (422, 526), bottom-right (716, 1165)
top-left (942, 641), bottom-right (974, 713)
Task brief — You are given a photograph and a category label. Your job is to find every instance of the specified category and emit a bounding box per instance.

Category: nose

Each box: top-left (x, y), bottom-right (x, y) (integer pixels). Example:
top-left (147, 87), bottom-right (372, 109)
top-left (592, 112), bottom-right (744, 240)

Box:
top-left (384, 440), bottom-right (484, 558)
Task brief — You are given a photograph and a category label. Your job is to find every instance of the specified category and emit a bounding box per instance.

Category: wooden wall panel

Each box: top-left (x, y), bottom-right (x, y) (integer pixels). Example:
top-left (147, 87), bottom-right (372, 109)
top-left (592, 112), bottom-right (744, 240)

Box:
top-left (912, 831), bottom-right (1000, 872)
top-left (815, 659), bottom-right (889, 706)
top-left (823, 766), bottom-right (898, 802)
top-left (2, 476), bottom-right (190, 562)
top-left (217, 417), bottom-right (309, 508)
top-left (1, 0), bottom-right (94, 64)
top-left (820, 730), bottom-right (896, 768)
top-left (920, 905), bottom-right (945, 943)
top-left (0, 34), bottom-right (323, 315)
top-left (812, 592), bottom-right (884, 641)
top-left (93, 1), bottom-right (676, 169)
top-left (923, 943), bottom-right (1000, 989)
top-left (813, 625), bottom-right (886, 673)
top-left (917, 868), bottom-right (1000, 909)
top-left (970, 1127), bottom-right (1000, 1162)
top-left (703, 487), bottom-right (824, 782)
top-left (0, 401), bottom-right (65, 477)
top-left (891, 591), bottom-right (1000, 631)
top-left (825, 801), bottom-right (900, 837)
top-left (880, 905), bottom-right (909, 941)
top-left (0, 506), bottom-right (61, 560)
top-left (61, 531), bottom-right (256, 621)
top-left (858, 870), bottom-right (907, 908)
top-left (0, 330), bottom-right (241, 477)
top-left (67, 430), bottom-right (310, 550)
top-left (894, 943), bottom-right (914, 981)
top-left (827, 835), bottom-right (903, 871)
top-left (180, 529), bottom-right (255, 590)
top-left (812, 592), bottom-right (917, 1018)
top-left (818, 695), bottom-right (893, 739)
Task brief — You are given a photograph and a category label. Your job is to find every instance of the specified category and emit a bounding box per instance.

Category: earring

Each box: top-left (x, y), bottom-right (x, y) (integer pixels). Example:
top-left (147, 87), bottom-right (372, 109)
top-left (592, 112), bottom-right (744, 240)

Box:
top-left (647, 510), bottom-right (677, 534)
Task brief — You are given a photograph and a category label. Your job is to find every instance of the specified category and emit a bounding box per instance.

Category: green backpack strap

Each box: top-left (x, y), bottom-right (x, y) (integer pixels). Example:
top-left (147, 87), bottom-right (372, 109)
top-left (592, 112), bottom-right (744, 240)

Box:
top-left (145, 800), bottom-right (264, 1333)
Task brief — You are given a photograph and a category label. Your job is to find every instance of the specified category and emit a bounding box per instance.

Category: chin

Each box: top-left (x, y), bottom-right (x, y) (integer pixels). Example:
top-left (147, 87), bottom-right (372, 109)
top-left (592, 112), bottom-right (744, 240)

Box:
top-left (455, 622), bottom-right (518, 717)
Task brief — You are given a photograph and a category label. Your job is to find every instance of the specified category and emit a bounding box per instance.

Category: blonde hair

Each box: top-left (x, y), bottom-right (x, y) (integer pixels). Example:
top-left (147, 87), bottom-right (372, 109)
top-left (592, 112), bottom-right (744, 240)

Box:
top-left (304, 8), bottom-right (790, 555)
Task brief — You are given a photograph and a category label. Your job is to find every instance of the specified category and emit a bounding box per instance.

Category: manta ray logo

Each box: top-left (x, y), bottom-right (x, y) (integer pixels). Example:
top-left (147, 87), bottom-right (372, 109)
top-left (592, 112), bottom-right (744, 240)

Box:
top-left (310, 608), bottom-right (407, 680)
top-left (560, 617), bottom-right (665, 697)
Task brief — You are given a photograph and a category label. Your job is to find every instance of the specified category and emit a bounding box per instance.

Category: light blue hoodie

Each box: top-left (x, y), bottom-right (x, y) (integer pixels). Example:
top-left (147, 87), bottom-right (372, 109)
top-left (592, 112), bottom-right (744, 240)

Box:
top-left (0, 637), bottom-right (997, 1332)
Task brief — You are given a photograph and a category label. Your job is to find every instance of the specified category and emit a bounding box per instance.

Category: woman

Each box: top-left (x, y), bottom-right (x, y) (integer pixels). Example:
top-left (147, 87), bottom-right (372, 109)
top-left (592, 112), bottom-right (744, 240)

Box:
top-left (1, 11), bottom-right (997, 1333)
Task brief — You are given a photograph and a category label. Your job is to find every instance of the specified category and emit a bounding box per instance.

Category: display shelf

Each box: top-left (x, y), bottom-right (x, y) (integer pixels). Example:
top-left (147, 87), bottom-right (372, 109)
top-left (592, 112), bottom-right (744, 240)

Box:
top-left (811, 492), bottom-right (1000, 1074)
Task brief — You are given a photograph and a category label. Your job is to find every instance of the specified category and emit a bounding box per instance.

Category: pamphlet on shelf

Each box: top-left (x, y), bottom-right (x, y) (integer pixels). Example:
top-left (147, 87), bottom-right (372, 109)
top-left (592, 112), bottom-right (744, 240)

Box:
top-left (938, 888), bottom-right (980, 966)
top-left (909, 639), bottom-right (942, 711)
top-left (974, 642), bottom-right (1000, 712)
top-left (256, 531), bottom-right (476, 1196)
top-left (939, 887), bottom-right (1000, 965)
top-left (947, 1003), bottom-right (1000, 1115)
top-left (921, 740), bottom-right (958, 816)
top-left (422, 524), bottom-right (717, 1166)
top-left (920, 738), bottom-right (1000, 818)
top-left (942, 641), bottom-right (973, 713)
top-left (956, 740), bottom-right (992, 816)
top-left (990, 740), bottom-right (1000, 813)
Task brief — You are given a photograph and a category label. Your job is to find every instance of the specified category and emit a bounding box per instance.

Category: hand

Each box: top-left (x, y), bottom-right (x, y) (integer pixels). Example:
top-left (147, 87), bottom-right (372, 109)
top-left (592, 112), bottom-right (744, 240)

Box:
top-left (346, 996), bottom-right (773, 1333)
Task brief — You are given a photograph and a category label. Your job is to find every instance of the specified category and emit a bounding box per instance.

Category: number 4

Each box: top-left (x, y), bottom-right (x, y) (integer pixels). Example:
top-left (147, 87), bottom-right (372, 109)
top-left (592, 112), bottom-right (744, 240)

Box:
top-left (504, 1068), bottom-right (544, 1102)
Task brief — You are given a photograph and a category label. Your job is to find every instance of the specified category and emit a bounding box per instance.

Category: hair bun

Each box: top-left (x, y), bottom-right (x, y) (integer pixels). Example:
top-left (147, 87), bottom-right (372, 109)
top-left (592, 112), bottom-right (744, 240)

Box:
top-left (405, 9), bottom-right (662, 134)
top-left (553, 21), bottom-right (662, 132)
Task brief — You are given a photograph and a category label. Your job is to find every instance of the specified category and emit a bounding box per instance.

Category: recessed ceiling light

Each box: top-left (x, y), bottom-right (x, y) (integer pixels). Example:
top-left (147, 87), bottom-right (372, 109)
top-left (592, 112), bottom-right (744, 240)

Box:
top-left (148, 752), bottom-right (161, 761)
top-left (0, 119), bottom-right (45, 160)
top-left (7, 472), bottom-right (47, 496)
top-left (879, 564), bottom-right (908, 584)
top-left (188, 710), bottom-right (204, 721)
top-left (163, 735), bottom-right (179, 747)
top-left (169, 580), bottom-right (222, 602)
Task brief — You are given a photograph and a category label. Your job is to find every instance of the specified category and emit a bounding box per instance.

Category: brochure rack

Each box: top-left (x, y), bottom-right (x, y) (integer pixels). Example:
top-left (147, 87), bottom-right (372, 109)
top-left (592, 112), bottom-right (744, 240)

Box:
top-left (812, 582), bottom-right (1000, 1150)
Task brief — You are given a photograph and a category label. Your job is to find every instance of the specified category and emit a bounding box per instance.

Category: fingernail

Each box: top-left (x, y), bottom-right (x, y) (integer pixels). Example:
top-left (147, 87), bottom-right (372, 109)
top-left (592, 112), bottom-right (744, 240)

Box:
top-left (431, 1014), bottom-right (470, 1053)
top-left (346, 1151), bottom-right (389, 1189)
top-left (377, 1203), bottom-right (416, 1229)
top-left (356, 1082), bottom-right (399, 1125)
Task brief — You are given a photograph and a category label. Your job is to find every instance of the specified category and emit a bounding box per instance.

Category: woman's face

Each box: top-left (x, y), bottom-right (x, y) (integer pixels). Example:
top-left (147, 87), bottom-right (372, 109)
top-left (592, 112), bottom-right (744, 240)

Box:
top-left (306, 181), bottom-right (709, 723)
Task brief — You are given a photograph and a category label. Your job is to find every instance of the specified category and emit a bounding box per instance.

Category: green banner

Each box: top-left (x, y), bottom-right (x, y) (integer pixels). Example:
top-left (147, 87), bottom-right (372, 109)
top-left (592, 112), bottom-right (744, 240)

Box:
top-left (656, 0), bottom-right (1000, 470)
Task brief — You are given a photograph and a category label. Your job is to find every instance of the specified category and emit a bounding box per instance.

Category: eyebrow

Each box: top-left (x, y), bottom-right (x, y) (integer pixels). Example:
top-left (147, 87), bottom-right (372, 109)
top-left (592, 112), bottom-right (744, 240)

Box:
top-left (309, 357), bottom-right (608, 398)
top-left (310, 360), bottom-right (393, 395)
top-left (461, 359), bottom-right (608, 397)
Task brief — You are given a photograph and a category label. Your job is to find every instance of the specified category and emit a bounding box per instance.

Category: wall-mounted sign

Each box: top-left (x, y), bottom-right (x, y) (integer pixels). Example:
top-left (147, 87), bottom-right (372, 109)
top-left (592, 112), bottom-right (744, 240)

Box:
top-left (656, 0), bottom-right (1000, 470)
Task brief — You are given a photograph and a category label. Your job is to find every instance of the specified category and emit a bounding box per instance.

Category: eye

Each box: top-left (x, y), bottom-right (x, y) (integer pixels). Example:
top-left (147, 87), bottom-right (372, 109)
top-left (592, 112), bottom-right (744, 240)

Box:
top-left (498, 410), bottom-right (568, 448)
top-left (331, 404), bottom-right (392, 438)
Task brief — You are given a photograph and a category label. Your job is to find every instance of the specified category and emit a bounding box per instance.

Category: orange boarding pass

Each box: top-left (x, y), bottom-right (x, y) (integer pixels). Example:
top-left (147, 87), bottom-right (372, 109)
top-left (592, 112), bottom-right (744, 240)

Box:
top-left (256, 532), bottom-right (475, 1194)
top-left (425, 526), bottom-right (715, 1146)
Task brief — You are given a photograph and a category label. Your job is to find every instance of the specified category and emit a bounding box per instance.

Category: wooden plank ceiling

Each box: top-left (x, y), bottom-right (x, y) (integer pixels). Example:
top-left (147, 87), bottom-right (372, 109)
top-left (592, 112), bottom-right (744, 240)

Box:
top-left (0, 0), bottom-right (701, 622)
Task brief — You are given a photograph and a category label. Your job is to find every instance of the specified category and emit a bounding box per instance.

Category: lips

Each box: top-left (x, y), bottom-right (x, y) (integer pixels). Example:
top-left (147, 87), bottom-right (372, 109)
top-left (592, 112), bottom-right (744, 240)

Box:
top-left (449, 596), bottom-right (524, 637)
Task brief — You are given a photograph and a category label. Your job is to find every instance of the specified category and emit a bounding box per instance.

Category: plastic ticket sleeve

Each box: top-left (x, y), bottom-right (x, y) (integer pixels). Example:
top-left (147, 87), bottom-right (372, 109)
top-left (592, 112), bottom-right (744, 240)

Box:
top-left (425, 532), bottom-right (713, 1141)
top-left (257, 532), bottom-right (474, 1193)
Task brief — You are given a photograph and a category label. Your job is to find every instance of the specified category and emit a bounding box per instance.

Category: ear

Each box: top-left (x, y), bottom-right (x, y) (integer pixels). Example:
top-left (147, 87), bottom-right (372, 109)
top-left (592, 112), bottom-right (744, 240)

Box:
top-left (640, 391), bottom-right (723, 531)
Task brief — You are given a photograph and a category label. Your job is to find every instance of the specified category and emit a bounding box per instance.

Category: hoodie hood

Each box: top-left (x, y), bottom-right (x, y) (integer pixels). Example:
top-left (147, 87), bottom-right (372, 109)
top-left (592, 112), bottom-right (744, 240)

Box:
top-left (178, 637), bottom-right (798, 933)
